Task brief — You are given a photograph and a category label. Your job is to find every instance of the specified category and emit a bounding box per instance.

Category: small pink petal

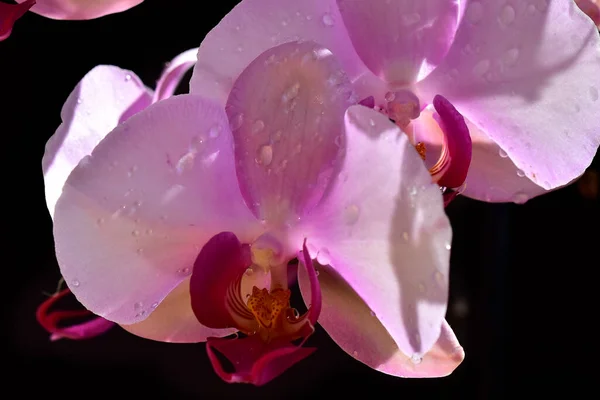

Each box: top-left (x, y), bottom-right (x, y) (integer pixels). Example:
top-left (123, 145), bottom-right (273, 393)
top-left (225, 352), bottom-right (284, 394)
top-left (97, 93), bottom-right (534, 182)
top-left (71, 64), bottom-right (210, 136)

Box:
top-left (43, 66), bottom-right (153, 217)
top-left (226, 41), bottom-right (356, 225)
top-left (297, 240), bottom-right (321, 326)
top-left (298, 265), bottom-right (464, 377)
top-left (153, 48), bottom-right (199, 103)
top-left (190, 232), bottom-right (255, 331)
top-left (576, 0), bottom-right (600, 26)
top-left (418, 0), bottom-right (600, 192)
top-left (190, 0), bottom-right (373, 105)
top-left (16, 0), bottom-right (142, 20)
top-left (206, 335), bottom-right (316, 386)
top-left (412, 108), bottom-right (547, 203)
top-left (0, 0), bottom-right (35, 41)
top-left (299, 105), bottom-right (451, 356)
top-left (430, 95), bottom-right (472, 189)
top-left (336, 0), bottom-right (459, 83)
top-left (53, 95), bottom-right (262, 325)
top-left (36, 288), bottom-right (115, 341)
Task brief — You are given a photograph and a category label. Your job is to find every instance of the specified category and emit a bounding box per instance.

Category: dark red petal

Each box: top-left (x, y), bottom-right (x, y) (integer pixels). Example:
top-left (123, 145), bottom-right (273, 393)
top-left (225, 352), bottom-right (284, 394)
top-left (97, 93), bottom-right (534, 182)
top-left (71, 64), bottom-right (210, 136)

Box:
top-left (431, 94), bottom-right (472, 189)
top-left (190, 232), bottom-right (253, 329)
top-left (299, 239), bottom-right (321, 325)
top-left (0, 0), bottom-right (35, 41)
top-left (36, 288), bottom-right (114, 341)
top-left (206, 335), bottom-right (316, 386)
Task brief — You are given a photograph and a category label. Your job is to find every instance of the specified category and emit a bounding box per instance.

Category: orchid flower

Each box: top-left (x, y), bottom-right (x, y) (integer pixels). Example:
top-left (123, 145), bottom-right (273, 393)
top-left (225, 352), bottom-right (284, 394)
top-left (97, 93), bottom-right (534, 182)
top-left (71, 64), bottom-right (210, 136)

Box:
top-left (44, 36), bottom-right (463, 384)
top-left (15, 0), bottom-right (142, 20)
top-left (576, 0), bottom-right (600, 27)
top-left (0, 0), bottom-right (35, 41)
top-left (191, 0), bottom-right (600, 204)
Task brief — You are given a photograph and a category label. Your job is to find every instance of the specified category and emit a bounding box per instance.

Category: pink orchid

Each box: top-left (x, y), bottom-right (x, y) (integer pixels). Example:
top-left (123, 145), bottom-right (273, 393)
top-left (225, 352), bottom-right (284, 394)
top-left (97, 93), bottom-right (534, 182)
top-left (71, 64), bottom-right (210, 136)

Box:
top-left (0, 0), bottom-right (35, 41)
top-left (576, 0), bottom-right (600, 27)
top-left (15, 0), bottom-right (142, 20)
top-left (44, 38), bottom-right (463, 384)
top-left (191, 0), bottom-right (600, 204)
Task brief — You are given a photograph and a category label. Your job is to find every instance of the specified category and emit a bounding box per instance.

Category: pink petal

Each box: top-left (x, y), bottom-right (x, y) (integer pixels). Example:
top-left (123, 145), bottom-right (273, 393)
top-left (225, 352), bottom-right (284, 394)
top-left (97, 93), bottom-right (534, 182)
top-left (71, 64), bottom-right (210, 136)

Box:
top-left (36, 288), bottom-right (115, 341)
top-left (299, 105), bottom-right (452, 357)
top-left (43, 66), bottom-right (153, 218)
top-left (0, 0), bottom-right (35, 41)
top-left (336, 0), bottom-right (460, 83)
top-left (226, 41), bottom-right (356, 224)
top-left (16, 0), bottom-right (142, 20)
top-left (153, 48), bottom-right (199, 103)
top-left (53, 95), bottom-right (262, 325)
top-left (190, 0), bottom-right (376, 105)
top-left (298, 265), bottom-right (464, 377)
top-left (206, 335), bottom-right (316, 386)
top-left (413, 102), bottom-right (548, 204)
top-left (418, 0), bottom-right (600, 192)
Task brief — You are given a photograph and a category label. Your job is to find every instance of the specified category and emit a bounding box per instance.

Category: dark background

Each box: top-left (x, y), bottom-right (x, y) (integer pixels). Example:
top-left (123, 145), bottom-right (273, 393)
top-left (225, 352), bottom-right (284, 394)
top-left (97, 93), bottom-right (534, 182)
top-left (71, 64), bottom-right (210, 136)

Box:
top-left (2, 1), bottom-right (598, 398)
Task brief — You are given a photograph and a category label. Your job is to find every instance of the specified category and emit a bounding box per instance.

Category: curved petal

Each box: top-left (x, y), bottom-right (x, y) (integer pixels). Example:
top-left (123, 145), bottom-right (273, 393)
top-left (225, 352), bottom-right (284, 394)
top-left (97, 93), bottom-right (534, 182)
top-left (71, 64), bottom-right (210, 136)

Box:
top-left (53, 95), bottom-right (262, 325)
top-left (336, 0), bottom-right (459, 83)
top-left (0, 0), bottom-right (35, 41)
top-left (299, 105), bottom-right (451, 357)
top-left (418, 0), bottom-right (600, 191)
top-left (190, 0), bottom-right (377, 105)
top-left (226, 41), bottom-right (356, 225)
top-left (43, 66), bottom-right (153, 218)
top-left (298, 264), bottom-right (463, 377)
top-left (16, 0), bottom-right (142, 20)
top-left (413, 104), bottom-right (548, 204)
top-left (153, 48), bottom-right (199, 103)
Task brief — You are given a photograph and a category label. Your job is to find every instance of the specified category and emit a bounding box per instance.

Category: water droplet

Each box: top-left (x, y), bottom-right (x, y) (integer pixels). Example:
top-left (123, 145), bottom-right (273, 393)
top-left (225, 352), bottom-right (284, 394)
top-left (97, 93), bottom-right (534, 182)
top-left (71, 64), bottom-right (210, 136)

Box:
top-left (96, 217), bottom-right (105, 226)
top-left (132, 230), bottom-right (140, 237)
top-left (369, 119), bottom-right (376, 127)
top-left (282, 82), bottom-right (300, 103)
top-left (135, 310), bottom-right (146, 318)
top-left (334, 135), bottom-right (343, 147)
top-left (343, 204), bottom-right (360, 225)
top-left (145, 229), bottom-right (153, 235)
top-left (321, 13), bottom-right (334, 27)
top-left (401, 13), bottom-right (421, 26)
top-left (498, 149), bottom-right (508, 158)
top-left (499, 5), bottom-right (515, 26)
top-left (245, 268), bottom-right (254, 276)
top-left (271, 130), bottom-right (283, 143)
top-left (590, 86), bottom-right (599, 102)
top-left (472, 59), bottom-right (491, 77)
top-left (151, 302), bottom-right (159, 309)
top-left (402, 232), bottom-right (409, 241)
top-left (352, 350), bottom-right (358, 357)
top-left (466, 2), bottom-right (484, 24)
top-left (230, 113), bottom-right (244, 130)
top-left (125, 74), bottom-right (132, 82)
top-left (178, 267), bottom-right (191, 275)
top-left (209, 125), bottom-right (222, 138)
top-left (71, 279), bottom-right (80, 288)
top-left (516, 169), bottom-right (525, 177)
top-left (370, 310), bottom-right (376, 317)
top-left (251, 120), bottom-right (265, 134)
top-left (136, 248), bottom-right (144, 255)
top-left (513, 192), bottom-right (529, 204)
top-left (236, 46), bottom-right (243, 53)
top-left (256, 145), bottom-right (273, 166)
top-left (316, 248), bottom-right (331, 265)
top-left (134, 302), bottom-right (143, 310)
top-left (384, 91), bottom-right (396, 102)
top-left (177, 151), bottom-right (196, 174)
top-left (411, 354), bottom-right (423, 364)
top-left (445, 242), bottom-right (452, 250)
top-left (503, 48), bottom-right (519, 67)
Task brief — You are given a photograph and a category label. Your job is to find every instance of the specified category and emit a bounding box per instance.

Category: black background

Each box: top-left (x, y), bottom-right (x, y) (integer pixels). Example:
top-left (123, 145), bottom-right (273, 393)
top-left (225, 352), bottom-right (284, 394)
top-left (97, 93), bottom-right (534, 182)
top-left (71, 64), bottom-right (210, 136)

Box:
top-left (2, 1), bottom-right (598, 398)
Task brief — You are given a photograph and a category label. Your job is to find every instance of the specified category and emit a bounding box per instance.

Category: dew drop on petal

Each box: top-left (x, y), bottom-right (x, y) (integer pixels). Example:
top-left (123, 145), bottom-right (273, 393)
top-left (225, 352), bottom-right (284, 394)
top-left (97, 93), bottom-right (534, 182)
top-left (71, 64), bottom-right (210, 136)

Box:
top-left (498, 148), bottom-right (508, 158)
top-left (499, 5), bottom-right (515, 26)
top-left (513, 192), bottom-right (529, 204)
top-left (96, 217), bottom-right (105, 226)
top-left (472, 59), bottom-right (491, 77)
top-left (411, 354), bottom-right (423, 364)
top-left (125, 74), bottom-right (132, 82)
top-left (316, 248), bottom-right (331, 265)
top-left (251, 120), bottom-right (265, 134)
top-left (445, 242), bottom-right (452, 250)
top-left (321, 13), bottom-right (334, 27)
top-left (516, 169), bottom-right (525, 177)
top-left (209, 125), bottom-right (222, 138)
top-left (230, 113), bottom-right (244, 130)
top-left (151, 302), bottom-right (159, 309)
top-left (132, 230), bottom-right (140, 237)
top-left (256, 145), bottom-right (273, 166)
top-left (343, 204), bottom-right (360, 225)
top-left (71, 279), bottom-right (80, 288)
top-left (134, 302), bottom-right (143, 311)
